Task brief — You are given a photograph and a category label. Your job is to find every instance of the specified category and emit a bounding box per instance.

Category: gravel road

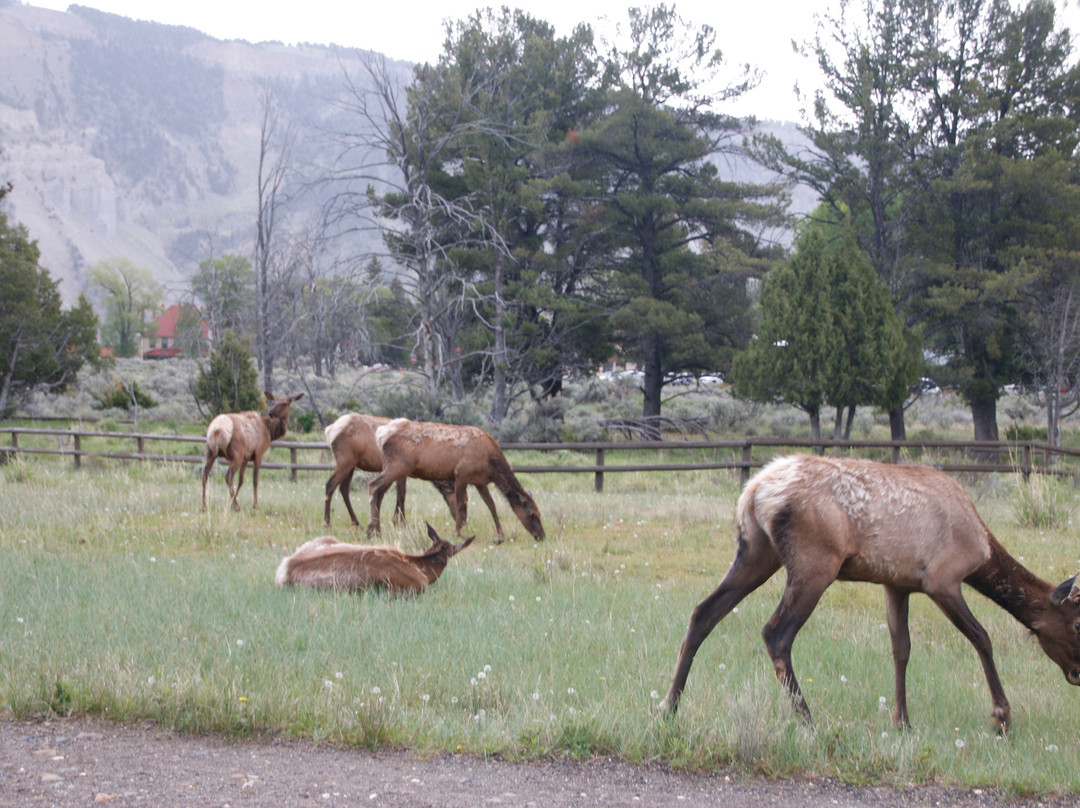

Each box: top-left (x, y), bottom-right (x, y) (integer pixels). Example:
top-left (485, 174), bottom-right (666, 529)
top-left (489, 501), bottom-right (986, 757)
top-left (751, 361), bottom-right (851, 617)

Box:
top-left (1, 716), bottom-right (1075, 808)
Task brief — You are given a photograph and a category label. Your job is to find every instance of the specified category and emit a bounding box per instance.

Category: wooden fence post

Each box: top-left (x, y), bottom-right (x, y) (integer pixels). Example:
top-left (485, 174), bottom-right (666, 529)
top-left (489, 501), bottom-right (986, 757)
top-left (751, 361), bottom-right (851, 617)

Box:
top-left (740, 443), bottom-right (752, 487)
top-left (73, 434), bottom-right (81, 469)
top-left (594, 448), bottom-right (605, 493)
top-left (290, 447), bottom-right (298, 483)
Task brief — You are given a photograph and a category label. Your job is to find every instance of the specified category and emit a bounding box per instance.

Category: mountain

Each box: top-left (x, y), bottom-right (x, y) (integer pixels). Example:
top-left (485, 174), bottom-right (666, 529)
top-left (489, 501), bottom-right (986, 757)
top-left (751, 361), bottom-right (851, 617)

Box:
top-left (0, 2), bottom-right (816, 308)
top-left (0, 1), bottom-right (409, 304)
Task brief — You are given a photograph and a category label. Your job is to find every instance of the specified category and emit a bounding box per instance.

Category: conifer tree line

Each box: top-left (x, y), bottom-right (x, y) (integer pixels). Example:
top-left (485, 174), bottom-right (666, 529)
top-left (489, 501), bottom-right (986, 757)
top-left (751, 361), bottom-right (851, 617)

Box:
top-left (3, 1), bottom-right (1078, 446)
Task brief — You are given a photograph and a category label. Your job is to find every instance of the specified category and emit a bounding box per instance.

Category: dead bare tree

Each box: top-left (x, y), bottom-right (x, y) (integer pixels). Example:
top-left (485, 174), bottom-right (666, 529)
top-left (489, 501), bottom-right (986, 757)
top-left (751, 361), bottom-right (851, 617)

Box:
top-left (255, 87), bottom-right (298, 394)
top-left (321, 52), bottom-right (494, 406)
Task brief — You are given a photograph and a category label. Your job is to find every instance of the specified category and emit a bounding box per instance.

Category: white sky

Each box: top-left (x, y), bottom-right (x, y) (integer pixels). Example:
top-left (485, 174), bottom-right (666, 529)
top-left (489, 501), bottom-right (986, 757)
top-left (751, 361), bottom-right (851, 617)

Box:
top-left (23, 0), bottom-right (1080, 122)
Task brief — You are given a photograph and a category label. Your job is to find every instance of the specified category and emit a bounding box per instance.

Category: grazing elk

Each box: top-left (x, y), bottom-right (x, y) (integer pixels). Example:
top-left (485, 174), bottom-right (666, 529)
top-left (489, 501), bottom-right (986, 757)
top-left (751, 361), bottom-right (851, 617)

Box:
top-left (200, 391), bottom-right (304, 512)
top-left (322, 413), bottom-right (456, 528)
top-left (368, 418), bottom-right (545, 541)
top-left (661, 454), bottom-right (1080, 732)
top-left (275, 522), bottom-right (474, 595)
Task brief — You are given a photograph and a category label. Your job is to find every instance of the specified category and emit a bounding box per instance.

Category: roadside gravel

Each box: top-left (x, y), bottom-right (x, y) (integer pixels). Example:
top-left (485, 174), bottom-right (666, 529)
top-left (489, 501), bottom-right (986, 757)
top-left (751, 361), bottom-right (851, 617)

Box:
top-left (2, 716), bottom-right (1075, 808)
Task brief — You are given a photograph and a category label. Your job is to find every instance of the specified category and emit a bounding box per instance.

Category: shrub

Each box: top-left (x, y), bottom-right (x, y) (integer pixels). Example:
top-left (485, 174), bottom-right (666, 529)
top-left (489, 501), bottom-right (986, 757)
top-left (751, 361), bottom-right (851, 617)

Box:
top-left (193, 331), bottom-right (262, 416)
top-left (1005, 424), bottom-right (1048, 442)
top-left (91, 378), bottom-right (158, 411)
top-left (296, 410), bottom-right (316, 433)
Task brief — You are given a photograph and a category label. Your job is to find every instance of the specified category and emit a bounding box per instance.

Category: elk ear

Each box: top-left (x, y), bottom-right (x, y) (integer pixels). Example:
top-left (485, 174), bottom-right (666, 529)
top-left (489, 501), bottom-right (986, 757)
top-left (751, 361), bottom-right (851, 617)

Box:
top-left (1050, 575), bottom-right (1080, 606)
top-left (292, 393), bottom-right (305, 402)
top-left (453, 536), bottom-right (475, 554)
top-left (425, 522), bottom-right (441, 545)
top-left (264, 391), bottom-right (275, 402)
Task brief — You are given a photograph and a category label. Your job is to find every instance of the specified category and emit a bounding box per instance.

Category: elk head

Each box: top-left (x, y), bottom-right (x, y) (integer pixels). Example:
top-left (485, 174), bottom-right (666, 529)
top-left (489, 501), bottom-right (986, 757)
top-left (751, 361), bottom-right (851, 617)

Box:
top-left (1038, 574), bottom-right (1080, 686)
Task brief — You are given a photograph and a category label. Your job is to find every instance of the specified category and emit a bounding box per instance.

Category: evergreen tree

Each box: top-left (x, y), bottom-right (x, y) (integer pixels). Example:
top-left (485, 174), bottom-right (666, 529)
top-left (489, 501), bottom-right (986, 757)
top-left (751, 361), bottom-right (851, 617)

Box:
top-left (732, 227), bottom-right (912, 442)
top-left (0, 209), bottom-right (101, 417)
top-left (580, 5), bottom-right (784, 435)
top-left (193, 330), bottom-right (262, 416)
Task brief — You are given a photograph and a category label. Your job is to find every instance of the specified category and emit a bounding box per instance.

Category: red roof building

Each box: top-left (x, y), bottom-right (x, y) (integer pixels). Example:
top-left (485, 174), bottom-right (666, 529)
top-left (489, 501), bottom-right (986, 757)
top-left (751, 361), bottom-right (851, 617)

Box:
top-left (139, 304), bottom-right (211, 359)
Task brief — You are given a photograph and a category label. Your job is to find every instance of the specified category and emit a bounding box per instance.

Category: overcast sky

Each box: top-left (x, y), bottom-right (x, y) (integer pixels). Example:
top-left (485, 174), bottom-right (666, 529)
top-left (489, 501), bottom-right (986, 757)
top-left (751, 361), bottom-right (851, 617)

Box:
top-left (24, 0), bottom-right (1080, 122)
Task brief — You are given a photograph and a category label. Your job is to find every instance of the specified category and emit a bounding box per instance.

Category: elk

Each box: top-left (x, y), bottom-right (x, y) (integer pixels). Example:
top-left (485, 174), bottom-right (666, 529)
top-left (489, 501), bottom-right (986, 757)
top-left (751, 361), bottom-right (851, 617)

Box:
top-left (368, 418), bottom-right (545, 541)
top-left (275, 522), bottom-right (474, 595)
top-left (322, 412), bottom-right (456, 528)
top-left (200, 391), bottom-right (304, 511)
top-left (661, 455), bottom-right (1080, 732)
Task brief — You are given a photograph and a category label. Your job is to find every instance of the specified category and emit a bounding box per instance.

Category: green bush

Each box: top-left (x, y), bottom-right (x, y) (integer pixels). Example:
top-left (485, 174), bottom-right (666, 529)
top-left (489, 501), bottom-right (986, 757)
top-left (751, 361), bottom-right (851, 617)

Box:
top-left (91, 378), bottom-right (158, 411)
top-left (1005, 424), bottom-right (1048, 442)
top-left (296, 410), bottom-right (316, 433)
top-left (193, 330), bottom-right (262, 416)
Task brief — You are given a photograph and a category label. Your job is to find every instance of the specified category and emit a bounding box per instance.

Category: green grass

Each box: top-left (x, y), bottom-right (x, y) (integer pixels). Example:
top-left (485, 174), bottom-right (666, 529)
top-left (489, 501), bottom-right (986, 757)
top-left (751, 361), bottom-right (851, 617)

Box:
top-left (1, 456), bottom-right (1080, 795)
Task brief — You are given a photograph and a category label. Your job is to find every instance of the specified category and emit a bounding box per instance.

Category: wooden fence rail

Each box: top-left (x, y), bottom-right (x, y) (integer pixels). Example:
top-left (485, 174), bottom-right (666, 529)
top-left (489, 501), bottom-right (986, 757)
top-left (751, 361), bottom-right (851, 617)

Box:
top-left (3, 426), bottom-right (1079, 491)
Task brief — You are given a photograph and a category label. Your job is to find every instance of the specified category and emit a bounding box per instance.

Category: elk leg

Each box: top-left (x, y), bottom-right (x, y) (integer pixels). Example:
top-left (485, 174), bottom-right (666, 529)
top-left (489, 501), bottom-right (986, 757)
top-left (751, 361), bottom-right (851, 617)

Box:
top-left (453, 479), bottom-right (469, 536)
top-left (200, 451), bottom-right (216, 511)
top-left (250, 460), bottom-right (260, 510)
top-left (230, 461), bottom-right (246, 511)
top-left (339, 470), bottom-right (362, 527)
top-left (392, 479), bottom-right (407, 526)
top-left (661, 539), bottom-right (780, 714)
top-left (884, 585), bottom-right (912, 728)
top-left (367, 472), bottom-right (394, 538)
top-left (433, 480), bottom-right (458, 522)
top-left (928, 587), bottom-right (1010, 732)
top-left (475, 484), bottom-right (504, 539)
top-left (761, 572), bottom-right (834, 725)
top-left (324, 465), bottom-right (354, 527)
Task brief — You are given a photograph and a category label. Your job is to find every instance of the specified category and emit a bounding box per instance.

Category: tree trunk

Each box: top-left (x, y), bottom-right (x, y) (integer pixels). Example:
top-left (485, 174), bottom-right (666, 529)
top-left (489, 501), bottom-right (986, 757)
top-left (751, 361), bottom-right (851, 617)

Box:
top-left (808, 406), bottom-right (823, 454)
top-left (831, 406), bottom-right (843, 441)
top-left (971, 398), bottom-right (1000, 462)
top-left (843, 404), bottom-right (856, 440)
top-left (490, 247), bottom-right (508, 424)
top-left (888, 405), bottom-right (907, 441)
top-left (641, 334), bottom-right (662, 440)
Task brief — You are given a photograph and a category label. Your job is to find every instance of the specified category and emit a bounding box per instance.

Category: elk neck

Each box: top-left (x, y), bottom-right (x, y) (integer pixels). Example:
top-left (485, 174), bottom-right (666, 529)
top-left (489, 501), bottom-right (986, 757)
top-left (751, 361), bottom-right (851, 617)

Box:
top-left (964, 535), bottom-right (1052, 631)
top-left (264, 412), bottom-right (289, 441)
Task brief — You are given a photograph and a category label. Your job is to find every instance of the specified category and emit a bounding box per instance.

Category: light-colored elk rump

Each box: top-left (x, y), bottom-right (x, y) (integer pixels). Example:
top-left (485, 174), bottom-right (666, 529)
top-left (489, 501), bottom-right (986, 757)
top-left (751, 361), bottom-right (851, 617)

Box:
top-left (275, 523), bottom-right (474, 595)
top-left (661, 454), bottom-right (1080, 732)
top-left (367, 418), bottom-right (545, 541)
top-left (322, 413), bottom-right (456, 528)
top-left (200, 391), bottom-right (304, 511)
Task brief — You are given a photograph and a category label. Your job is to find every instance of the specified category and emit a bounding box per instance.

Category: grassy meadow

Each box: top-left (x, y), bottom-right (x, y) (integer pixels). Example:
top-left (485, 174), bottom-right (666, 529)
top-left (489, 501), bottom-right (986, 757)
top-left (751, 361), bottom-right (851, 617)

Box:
top-left (2, 447), bottom-right (1080, 796)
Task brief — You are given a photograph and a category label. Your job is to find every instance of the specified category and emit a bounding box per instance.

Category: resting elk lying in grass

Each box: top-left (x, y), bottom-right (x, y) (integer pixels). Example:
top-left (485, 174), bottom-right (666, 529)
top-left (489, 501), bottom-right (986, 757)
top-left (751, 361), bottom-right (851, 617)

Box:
top-left (275, 523), bottom-right (474, 595)
top-left (200, 391), bottom-right (303, 511)
top-left (661, 455), bottom-right (1080, 732)
top-left (322, 412), bottom-right (455, 528)
top-left (368, 418), bottom-right (545, 541)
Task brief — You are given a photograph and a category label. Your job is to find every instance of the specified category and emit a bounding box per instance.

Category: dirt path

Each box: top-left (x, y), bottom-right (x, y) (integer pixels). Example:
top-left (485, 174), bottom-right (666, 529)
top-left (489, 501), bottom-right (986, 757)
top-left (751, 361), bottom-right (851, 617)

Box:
top-left (1, 716), bottom-right (1073, 808)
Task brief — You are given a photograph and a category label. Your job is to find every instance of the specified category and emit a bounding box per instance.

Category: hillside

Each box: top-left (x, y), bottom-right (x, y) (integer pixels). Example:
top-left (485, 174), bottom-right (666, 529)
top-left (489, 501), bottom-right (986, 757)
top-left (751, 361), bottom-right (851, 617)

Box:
top-left (0, 1), bottom-right (409, 304)
top-left (0, 2), bottom-right (814, 307)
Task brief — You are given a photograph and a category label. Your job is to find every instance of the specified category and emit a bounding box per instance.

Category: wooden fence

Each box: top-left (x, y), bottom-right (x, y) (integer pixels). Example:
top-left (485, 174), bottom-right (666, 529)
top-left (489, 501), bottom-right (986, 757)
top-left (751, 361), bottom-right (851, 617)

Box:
top-left (2, 425), bottom-right (1079, 491)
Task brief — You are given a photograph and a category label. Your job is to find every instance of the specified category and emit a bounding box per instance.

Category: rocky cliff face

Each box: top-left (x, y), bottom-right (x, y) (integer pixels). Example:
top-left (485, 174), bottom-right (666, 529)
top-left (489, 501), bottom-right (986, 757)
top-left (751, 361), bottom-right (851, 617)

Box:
top-left (0, 2), bottom-right (396, 304)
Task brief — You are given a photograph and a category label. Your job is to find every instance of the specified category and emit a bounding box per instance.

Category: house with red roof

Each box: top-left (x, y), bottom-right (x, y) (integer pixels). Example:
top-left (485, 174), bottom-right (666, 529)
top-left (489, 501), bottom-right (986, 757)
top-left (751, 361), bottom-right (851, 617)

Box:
top-left (138, 304), bottom-right (211, 359)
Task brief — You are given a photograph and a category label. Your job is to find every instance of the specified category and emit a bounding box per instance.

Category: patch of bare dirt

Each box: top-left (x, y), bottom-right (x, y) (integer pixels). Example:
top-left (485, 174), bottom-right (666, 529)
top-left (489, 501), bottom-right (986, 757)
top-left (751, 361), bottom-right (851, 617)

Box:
top-left (1, 716), bottom-right (1074, 808)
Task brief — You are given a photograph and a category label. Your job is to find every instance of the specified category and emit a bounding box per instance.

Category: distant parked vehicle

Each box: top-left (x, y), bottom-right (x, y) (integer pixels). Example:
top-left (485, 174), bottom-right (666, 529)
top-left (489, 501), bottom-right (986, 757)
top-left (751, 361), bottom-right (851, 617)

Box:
top-left (917, 377), bottom-right (941, 395)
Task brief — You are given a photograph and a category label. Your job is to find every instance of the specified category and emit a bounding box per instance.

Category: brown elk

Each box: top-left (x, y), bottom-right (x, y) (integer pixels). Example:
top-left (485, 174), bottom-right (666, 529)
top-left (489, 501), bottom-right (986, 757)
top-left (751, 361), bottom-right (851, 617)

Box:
top-left (322, 412), bottom-right (456, 528)
top-left (275, 523), bottom-right (474, 595)
top-left (200, 391), bottom-right (304, 512)
top-left (367, 418), bottom-right (545, 541)
top-left (661, 455), bottom-right (1080, 732)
